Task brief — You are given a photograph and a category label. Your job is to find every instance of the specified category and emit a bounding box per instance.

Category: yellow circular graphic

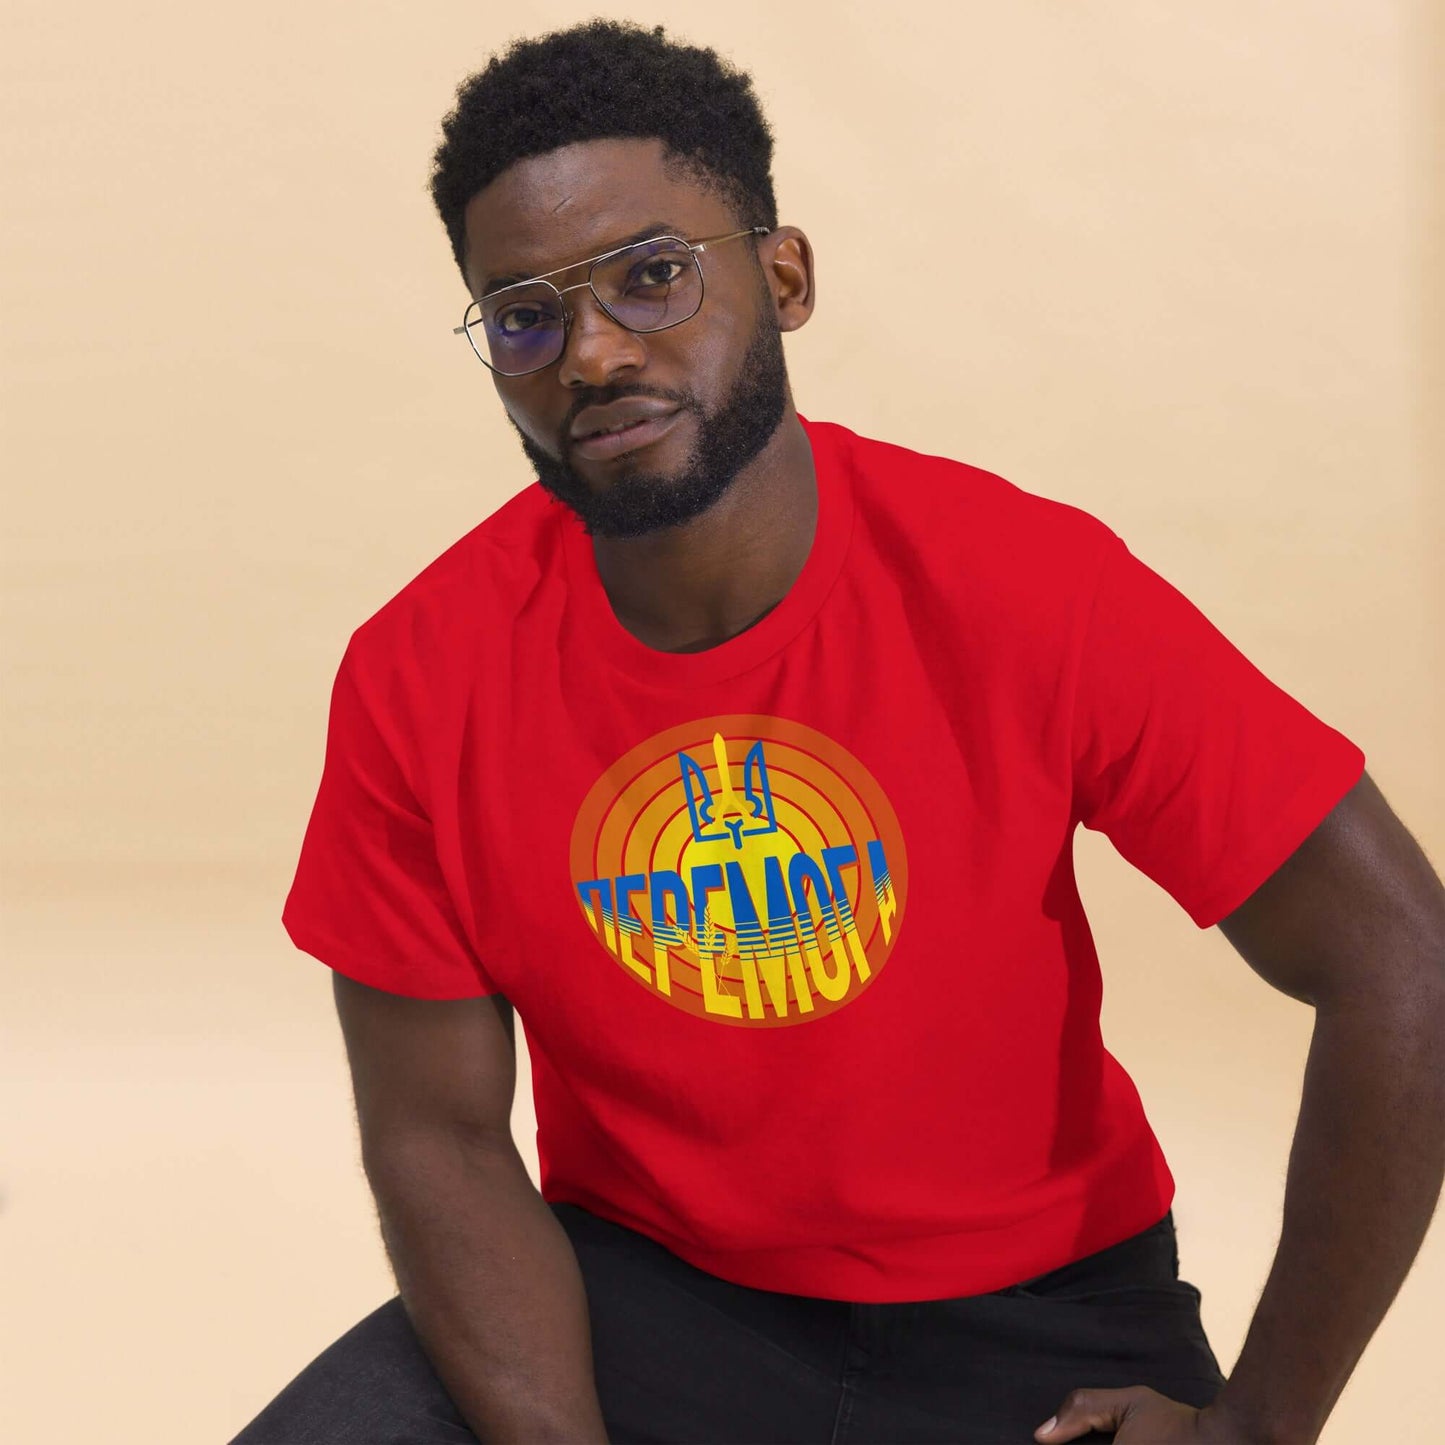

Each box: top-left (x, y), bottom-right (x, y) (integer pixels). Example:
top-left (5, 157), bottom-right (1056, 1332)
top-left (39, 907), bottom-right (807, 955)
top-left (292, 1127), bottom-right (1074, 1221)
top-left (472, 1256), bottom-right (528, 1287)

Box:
top-left (569, 715), bottom-right (908, 1027)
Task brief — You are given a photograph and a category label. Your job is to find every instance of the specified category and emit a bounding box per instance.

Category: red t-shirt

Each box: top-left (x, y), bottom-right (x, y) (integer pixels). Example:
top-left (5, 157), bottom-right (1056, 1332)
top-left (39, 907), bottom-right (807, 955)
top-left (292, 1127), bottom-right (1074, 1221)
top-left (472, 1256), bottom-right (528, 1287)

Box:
top-left (283, 412), bottom-right (1365, 1302)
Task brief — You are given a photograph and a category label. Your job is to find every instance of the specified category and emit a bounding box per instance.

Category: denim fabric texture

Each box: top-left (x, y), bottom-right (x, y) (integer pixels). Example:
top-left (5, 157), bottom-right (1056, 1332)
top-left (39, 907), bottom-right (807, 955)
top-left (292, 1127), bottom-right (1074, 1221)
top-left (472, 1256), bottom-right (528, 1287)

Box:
top-left (229, 1202), bottom-right (1226, 1444)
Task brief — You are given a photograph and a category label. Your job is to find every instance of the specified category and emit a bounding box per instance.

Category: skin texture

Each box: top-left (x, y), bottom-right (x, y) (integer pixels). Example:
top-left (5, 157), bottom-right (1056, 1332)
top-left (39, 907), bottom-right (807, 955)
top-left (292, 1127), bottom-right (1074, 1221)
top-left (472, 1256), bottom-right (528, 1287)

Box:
top-left (349, 136), bottom-right (1445, 1445)
top-left (331, 976), bottom-right (614, 1443)
top-left (480, 223), bottom-right (791, 542)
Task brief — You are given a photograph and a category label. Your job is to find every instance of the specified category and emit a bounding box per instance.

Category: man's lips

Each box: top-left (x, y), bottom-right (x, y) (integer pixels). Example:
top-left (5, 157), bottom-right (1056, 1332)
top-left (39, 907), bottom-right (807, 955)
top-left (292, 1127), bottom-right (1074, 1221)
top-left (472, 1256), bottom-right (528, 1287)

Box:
top-left (571, 409), bottom-right (684, 461)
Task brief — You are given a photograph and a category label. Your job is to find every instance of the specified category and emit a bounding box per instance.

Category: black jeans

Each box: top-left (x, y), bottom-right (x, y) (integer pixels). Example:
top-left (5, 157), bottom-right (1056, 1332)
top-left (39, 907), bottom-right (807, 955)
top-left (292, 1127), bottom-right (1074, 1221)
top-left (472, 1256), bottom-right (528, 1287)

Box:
top-left (229, 1201), bottom-right (1226, 1444)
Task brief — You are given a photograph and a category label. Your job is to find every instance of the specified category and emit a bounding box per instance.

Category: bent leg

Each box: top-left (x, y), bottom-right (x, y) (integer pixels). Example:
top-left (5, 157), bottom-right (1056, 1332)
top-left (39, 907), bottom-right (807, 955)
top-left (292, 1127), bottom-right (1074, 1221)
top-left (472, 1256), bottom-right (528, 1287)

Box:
top-left (231, 1202), bottom-right (852, 1445)
top-left (552, 1201), bottom-right (846, 1444)
top-left (228, 1296), bottom-right (476, 1445)
top-left (833, 1212), bottom-right (1227, 1444)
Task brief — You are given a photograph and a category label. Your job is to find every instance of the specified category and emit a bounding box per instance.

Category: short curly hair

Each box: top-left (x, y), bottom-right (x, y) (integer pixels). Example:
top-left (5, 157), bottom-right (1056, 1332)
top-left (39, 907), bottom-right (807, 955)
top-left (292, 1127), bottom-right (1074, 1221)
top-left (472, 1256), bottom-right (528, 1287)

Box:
top-left (428, 19), bottom-right (779, 286)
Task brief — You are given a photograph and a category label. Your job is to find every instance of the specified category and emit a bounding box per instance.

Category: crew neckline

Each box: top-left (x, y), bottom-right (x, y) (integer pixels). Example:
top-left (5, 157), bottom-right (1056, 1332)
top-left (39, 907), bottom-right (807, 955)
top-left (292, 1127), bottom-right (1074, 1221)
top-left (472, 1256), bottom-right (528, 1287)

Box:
top-left (558, 412), bottom-right (854, 688)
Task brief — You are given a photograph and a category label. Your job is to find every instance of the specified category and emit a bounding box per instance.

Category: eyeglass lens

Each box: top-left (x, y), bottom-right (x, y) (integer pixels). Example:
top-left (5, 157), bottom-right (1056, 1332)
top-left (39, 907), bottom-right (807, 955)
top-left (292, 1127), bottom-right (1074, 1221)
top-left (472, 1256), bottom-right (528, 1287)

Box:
top-left (464, 238), bottom-right (703, 374)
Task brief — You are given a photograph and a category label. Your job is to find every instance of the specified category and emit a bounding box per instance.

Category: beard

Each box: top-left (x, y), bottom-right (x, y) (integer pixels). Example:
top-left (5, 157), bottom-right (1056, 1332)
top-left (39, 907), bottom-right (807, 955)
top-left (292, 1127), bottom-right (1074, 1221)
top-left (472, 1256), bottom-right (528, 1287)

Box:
top-left (503, 301), bottom-right (790, 539)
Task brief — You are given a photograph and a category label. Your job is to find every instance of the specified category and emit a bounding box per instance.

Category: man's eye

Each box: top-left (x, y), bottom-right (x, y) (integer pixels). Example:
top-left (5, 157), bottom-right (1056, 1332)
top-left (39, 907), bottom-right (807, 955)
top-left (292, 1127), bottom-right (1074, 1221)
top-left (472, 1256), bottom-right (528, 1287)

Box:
top-left (498, 307), bottom-right (546, 333)
top-left (630, 259), bottom-right (685, 288)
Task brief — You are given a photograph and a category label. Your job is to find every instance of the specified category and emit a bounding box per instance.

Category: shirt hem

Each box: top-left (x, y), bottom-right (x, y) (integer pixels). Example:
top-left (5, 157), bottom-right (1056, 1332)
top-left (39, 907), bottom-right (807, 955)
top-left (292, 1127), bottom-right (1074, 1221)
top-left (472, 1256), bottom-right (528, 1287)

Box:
top-left (543, 1145), bottom-right (1176, 1303)
top-left (1184, 739), bottom-right (1366, 929)
top-left (281, 911), bottom-right (501, 1000)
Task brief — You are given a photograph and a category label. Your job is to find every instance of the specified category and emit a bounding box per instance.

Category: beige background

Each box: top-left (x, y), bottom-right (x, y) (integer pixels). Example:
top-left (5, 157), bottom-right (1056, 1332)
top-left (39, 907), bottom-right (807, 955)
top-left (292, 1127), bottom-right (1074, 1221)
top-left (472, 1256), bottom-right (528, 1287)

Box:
top-left (4, 2), bottom-right (1442, 1441)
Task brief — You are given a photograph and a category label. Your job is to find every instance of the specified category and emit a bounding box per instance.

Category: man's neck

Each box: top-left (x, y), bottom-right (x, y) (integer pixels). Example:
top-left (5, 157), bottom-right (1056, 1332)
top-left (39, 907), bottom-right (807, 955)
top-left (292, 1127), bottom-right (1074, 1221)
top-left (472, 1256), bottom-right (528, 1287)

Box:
top-left (589, 410), bottom-right (817, 655)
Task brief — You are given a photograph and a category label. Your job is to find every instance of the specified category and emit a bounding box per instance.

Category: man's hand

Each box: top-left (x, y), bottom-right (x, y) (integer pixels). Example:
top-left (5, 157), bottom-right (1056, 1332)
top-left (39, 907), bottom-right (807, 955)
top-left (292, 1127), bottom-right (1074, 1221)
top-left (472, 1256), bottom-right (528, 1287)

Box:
top-left (1034, 1387), bottom-right (1292, 1443)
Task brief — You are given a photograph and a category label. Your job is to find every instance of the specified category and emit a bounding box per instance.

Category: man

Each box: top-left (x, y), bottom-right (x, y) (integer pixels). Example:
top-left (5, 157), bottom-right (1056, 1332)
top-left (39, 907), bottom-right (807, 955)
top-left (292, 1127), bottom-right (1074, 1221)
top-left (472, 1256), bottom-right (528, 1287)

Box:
top-left (232, 19), bottom-right (1445, 1445)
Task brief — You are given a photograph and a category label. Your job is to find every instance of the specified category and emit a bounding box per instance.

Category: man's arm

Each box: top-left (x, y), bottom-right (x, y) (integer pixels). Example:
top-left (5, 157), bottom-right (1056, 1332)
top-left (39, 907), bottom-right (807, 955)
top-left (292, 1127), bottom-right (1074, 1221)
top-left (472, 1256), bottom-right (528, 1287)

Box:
top-left (1202, 768), bottom-right (1445, 1443)
top-left (332, 972), bottom-right (611, 1445)
top-left (1037, 768), bottom-right (1445, 1445)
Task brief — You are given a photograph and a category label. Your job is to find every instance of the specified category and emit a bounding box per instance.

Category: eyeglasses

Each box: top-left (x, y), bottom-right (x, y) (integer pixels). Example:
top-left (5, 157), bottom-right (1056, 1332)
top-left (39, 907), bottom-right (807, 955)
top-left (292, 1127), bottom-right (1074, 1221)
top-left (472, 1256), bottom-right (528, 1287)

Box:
top-left (452, 226), bottom-right (770, 377)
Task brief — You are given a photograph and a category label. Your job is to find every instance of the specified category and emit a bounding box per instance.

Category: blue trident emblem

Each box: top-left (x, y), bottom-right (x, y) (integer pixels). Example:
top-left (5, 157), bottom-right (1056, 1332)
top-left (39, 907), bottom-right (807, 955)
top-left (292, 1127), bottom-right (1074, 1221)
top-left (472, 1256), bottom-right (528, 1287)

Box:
top-left (679, 733), bottom-right (778, 850)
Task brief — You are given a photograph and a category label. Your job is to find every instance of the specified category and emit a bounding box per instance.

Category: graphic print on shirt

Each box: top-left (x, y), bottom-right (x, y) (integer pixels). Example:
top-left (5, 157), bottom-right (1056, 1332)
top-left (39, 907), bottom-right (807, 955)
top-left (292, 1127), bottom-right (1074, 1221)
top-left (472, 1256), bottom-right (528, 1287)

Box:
top-left (569, 715), bottom-right (907, 1027)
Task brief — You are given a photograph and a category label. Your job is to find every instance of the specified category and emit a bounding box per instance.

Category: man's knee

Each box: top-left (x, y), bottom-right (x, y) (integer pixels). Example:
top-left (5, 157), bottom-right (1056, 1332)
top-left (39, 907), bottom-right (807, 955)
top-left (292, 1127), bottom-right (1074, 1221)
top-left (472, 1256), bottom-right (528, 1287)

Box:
top-left (228, 1296), bottom-right (475, 1444)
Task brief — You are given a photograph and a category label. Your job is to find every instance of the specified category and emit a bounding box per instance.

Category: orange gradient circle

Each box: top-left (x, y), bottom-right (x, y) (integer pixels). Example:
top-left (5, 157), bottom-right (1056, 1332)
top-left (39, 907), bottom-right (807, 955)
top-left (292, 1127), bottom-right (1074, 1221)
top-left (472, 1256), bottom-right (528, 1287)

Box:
top-left (569, 715), bottom-right (908, 1027)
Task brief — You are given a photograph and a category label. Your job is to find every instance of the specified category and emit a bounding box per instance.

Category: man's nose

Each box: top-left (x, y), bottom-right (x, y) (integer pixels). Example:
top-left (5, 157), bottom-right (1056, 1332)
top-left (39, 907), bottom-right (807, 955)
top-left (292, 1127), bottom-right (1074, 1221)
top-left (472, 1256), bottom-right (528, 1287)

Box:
top-left (555, 285), bottom-right (649, 387)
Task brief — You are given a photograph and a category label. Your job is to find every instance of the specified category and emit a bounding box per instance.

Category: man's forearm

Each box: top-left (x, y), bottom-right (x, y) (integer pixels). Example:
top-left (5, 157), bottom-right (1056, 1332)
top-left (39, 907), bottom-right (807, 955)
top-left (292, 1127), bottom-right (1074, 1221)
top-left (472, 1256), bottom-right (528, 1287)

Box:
top-left (366, 1128), bottom-right (610, 1444)
top-left (1210, 990), bottom-right (1445, 1443)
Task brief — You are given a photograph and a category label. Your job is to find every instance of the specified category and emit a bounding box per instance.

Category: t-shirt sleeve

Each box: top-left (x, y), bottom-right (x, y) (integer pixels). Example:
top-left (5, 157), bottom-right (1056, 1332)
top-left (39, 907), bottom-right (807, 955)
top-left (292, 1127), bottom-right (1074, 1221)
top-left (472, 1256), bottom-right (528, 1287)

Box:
top-left (1069, 530), bottom-right (1366, 930)
top-left (282, 639), bottom-right (500, 998)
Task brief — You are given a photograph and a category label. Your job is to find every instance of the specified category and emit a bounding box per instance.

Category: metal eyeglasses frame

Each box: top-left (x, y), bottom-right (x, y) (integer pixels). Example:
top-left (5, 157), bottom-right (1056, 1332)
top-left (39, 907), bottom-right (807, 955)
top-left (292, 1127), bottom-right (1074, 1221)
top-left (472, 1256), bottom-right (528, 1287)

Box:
top-left (452, 226), bottom-right (772, 376)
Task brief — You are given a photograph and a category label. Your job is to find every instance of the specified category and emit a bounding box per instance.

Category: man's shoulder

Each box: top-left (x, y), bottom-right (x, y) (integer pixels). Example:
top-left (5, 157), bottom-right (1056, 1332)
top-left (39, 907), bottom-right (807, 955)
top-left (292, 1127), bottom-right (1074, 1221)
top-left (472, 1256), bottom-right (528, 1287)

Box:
top-left (343, 482), bottom-right (557, 673)
top-left (826, 417), bottom-right (1116, 581)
